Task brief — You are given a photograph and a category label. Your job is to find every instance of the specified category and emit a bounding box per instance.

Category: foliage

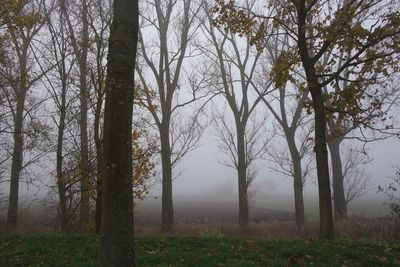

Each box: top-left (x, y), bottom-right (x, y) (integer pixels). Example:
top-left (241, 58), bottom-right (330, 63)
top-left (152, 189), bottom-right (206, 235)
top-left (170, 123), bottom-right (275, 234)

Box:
top-left (132, 130), bottom-right (157, 200)
top-left (0, 0), bottom-right (43, 63)
top-left (214, 0), bottom-right (400, 132)
top-left (0, 233), bottom-right (399, 266)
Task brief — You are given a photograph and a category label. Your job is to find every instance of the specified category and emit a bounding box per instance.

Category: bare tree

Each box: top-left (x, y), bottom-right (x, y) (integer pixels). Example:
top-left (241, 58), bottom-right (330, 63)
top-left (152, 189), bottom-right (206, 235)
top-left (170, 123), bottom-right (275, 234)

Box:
top-left (86, 0), bottom-right (112, 234)
top-left (136, 0), bottom-right (205, 233)
top-left (265, 111), bottom-right (314, 227)
top-left (213, 109), bottom-right (269, 227)
top-left (254, 30), bottom-right (314, 227)
top-left (59, 0), bottom-right (91, 228)
top-left (201, 2), bottom-right (271, 228)
top-left (341, 145), bottom-right (372, 205)
top-left (42, 0), bottom-right (79, 231)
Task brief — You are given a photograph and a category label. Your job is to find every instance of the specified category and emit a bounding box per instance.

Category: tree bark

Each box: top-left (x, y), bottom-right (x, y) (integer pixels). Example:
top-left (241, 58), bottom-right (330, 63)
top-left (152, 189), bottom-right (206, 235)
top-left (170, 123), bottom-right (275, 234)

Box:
top-left (328, 137), bottom-right (347, 220)
top-left (98, 0), bottom-right (138, 266)
top-left (286, 131), bottom-right (305, 227)
top-left (160, 124), bottom-right (174, 234)
top-left (6, 92), bottom-right (25, 230)
top-left (310, 86), bottom-right (334, 239)
top-left (94, 104), bottom-right (103, 234)
top-left (56, 96), bottom-right (68, 232)
top-left (6, 44), bottom-right (28, 230)
top-left (236, 123), bottom-right (249, 229)
top-left (78, 0), bottom-right (91, 229)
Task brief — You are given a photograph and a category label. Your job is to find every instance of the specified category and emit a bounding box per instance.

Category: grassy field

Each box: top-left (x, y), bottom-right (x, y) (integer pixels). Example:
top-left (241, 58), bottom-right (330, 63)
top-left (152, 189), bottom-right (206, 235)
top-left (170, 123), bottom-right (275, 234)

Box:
top-left (0, 233), bottom-right (399, 266)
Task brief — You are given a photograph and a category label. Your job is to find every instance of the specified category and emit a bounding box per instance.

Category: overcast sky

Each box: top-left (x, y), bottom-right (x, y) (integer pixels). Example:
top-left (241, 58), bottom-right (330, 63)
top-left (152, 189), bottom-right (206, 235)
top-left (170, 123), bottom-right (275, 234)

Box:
top-left (149, 127), bottom-right (400, 201)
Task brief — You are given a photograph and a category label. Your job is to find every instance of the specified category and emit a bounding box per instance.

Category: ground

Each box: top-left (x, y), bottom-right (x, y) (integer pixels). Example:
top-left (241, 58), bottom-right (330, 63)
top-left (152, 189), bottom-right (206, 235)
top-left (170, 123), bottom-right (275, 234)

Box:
top-left (0, 232), bottom-right (399, 266)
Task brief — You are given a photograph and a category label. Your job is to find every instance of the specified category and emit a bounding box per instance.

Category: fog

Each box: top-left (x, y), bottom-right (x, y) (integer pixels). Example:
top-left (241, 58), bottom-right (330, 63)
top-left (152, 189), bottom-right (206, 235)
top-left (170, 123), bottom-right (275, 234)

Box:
top-left (138, 129), bottom-right (399, 219)
top-left (1, 0), bottom-right (399, 231)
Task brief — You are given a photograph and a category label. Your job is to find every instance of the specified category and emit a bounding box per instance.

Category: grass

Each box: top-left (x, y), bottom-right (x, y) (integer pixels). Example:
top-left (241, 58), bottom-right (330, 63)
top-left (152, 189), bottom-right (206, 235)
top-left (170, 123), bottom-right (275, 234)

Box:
top-left (0, 232), bottom-right (399, 266)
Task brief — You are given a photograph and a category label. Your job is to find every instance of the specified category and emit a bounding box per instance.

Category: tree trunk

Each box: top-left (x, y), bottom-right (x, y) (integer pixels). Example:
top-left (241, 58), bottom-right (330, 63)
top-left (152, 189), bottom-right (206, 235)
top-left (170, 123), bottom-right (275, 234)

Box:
top-left (310, 86), bottom-right (334, 239)
top-left (94, 108), bottom-right (103, 234)
top-left (56, 103), bottom-right (68, 232)
top-left (296, 1), bottom-right (334, 239)
top-left (286, 132), bottom-right (305, 227)
top-left (160, 125), bottom-right (174, 234)
top-left (78, 0), bottom-right (90, 229)
top-left (98, 0), bottom-right (138, 266)
top-left (6, 93), bottom-right (25, 230)
top-left (328, 138), bottom-right (347, 220)
top-left (236, 125), bottom-right (249, 229)
top-left (6, 41), bottom-right (29, 231)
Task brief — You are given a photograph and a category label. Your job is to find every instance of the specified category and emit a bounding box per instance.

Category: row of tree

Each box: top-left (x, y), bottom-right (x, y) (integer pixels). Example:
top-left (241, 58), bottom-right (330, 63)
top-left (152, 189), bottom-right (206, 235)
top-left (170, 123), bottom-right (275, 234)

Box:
top-left (0, 0), bottom-right (154, 233)
top-left (0, 0), bottom-right (399, 247)
top-left (214, 0), bottom-right (400, 238)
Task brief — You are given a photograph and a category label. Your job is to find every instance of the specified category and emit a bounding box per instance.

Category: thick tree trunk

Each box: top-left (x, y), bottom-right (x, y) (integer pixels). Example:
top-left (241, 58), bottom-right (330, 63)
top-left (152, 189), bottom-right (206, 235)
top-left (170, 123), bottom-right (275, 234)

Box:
top-left (328, 138), bottom-right (347, 220)
top-left (78, 0), bottom-right (90, 229)
top-left (310, 86), bottom-right (334, 239)
top-left (6, 94), bottom-right (25, 230)
top-left (296, 1), bottom-right (334, 239)
top-left (160, 126), bottom-right (174, 234)
top-left (98, 0), bottom-right (138, 266)
top-left (286, 133), bottom-right (305, 227)
top-left (236, 125), bottom-right (249, 229)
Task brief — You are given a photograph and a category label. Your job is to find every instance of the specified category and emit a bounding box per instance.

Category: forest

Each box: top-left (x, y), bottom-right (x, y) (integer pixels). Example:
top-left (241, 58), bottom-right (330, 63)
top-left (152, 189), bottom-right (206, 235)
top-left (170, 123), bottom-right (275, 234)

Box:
top-left (0, 0), bottom-right (400, 266)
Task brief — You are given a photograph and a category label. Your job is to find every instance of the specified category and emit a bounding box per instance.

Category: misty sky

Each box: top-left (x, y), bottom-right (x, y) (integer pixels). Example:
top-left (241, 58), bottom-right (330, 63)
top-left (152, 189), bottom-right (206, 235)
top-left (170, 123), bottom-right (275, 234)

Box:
top-left (150, 128), bottom-right (400, 201)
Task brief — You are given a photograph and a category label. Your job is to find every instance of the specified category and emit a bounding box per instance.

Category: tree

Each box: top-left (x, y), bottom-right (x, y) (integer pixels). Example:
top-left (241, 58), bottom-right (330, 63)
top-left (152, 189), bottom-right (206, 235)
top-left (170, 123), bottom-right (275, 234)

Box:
top-left (213, 110), bottom-right (269, 228)
top-left (136, 0), bottom-right (205, 233)
top-left (214, 0), bottom-right (400, 239)
top-left (257, 32), bottom-right (314, 227)
top-left (59, 0), bottom-right (91, 228)
top-left (378, 167), bottom-right (400, 239)
top-left (263, 86), bottom-right (314, 227)
top-left (98, 0), bottom-right (138, 266)
top-left (1, 0), bottom-right (48, 230)
top-left (200, 2), bottom-right (270, 228)
top-left (321, 37), bottom-right (400, 220)
top-left (43, 1), bottom-right (78, 231)
top-left (341, 145), bottom-right (372, 206)
top-left (86, 0), bottom-right (112, 234)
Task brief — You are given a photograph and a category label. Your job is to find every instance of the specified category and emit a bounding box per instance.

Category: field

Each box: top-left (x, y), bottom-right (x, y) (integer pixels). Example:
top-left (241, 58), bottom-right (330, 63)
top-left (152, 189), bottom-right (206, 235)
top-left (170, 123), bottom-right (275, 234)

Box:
top-left (1, 197), bottom-right (397, 266)
top-left (0, 233), bottom-right (399, 266)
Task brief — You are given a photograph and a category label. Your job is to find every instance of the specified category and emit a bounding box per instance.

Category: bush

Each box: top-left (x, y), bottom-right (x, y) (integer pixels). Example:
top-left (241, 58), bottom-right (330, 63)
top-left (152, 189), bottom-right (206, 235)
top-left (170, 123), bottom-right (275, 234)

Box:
top-left (378, 168), bottom-right (400, 239)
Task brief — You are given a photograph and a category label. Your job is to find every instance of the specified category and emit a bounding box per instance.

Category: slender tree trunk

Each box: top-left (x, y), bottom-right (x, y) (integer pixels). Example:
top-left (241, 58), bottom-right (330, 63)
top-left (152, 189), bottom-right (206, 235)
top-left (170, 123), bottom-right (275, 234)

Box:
top-left (53, 6), bottom-right (70, 233)
top-left (236, 125), bottom-right (249, 229)
top-left (98, 0), bottom-right (138, 266)
top-left (6, 93), bottom-right (26, 230)
top-left (56, 105), bottom-right (68, 232)
top-left (160, 125), bottom-right (174, 234)
top-left (78, 0), bottom-right (90, 229)
top-left (293, 172), bottom-right (305, 227)
top-left (328, 138), bottom-right (347, 220)
top-left (6, 40), bottom-right (29, 231)
top-left (286, 133), bottom-right (305, 227)
top-left (94, 106), bottom-right (103, 234)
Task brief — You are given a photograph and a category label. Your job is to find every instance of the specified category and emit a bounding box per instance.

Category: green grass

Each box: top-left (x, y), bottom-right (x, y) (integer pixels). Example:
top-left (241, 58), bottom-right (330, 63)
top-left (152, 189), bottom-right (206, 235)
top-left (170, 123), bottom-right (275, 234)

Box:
top-left (0, 233), bottom-right (399, 266)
